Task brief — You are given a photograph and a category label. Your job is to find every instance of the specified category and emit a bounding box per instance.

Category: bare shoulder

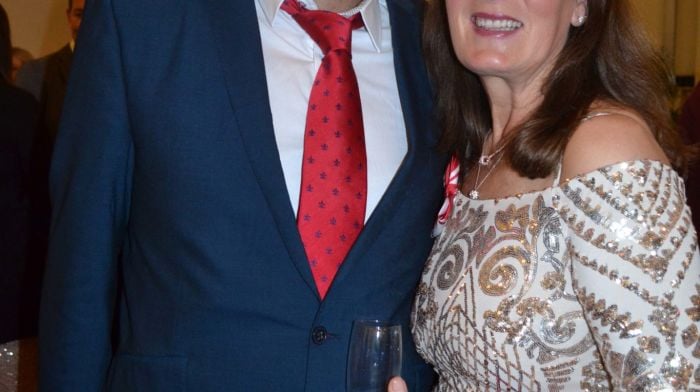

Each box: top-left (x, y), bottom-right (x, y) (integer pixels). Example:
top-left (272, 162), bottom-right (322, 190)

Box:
top-left (561, 107), bottom-right (669, 180)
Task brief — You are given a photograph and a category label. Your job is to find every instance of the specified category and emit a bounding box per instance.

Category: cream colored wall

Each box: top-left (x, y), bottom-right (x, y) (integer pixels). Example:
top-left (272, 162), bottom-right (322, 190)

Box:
top-left (695, 2), bottom-right (700, 83)
top-left (633, 0), bottom-right (671, 51)
top-left (633, 0), bottom-right (699, 83)
top-left (674, 0), bottom-right (699, 80)
top-left (2, 0), bottom-right (71, 58)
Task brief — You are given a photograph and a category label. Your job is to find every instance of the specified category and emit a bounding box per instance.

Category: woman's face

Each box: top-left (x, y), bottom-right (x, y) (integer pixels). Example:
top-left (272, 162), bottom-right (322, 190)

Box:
top-left (446, 0), bottom-right (586, 86)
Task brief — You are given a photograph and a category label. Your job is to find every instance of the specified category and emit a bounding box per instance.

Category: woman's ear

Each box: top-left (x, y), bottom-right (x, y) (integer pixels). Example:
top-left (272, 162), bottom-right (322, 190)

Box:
top-left (571, 0), bottom-right (588, 27)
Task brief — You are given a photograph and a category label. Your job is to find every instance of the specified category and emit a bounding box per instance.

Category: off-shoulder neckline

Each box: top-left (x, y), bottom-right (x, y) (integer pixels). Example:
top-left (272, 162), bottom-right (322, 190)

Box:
top-left (456, 159), bottom-right (675, 204)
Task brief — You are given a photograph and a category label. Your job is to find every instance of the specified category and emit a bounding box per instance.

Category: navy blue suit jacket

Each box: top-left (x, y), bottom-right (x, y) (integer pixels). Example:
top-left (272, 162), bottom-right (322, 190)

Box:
top-left (40, 0), bottom-right (446, 390)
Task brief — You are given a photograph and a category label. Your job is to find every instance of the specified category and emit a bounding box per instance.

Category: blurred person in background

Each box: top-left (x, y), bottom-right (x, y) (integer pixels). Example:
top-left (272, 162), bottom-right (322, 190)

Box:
top-left (680, 83), bottom-right (700, 229)
top-left (0, 3), bottom-right (40, 391)
top-left (13, 52), bottom-right (44, 100)
top-left (16, 0), bottom-right (84, 147)
top-left (13, 0), bottom-right (86, 285)
top-left (10, 47), bottom-right (32, 84)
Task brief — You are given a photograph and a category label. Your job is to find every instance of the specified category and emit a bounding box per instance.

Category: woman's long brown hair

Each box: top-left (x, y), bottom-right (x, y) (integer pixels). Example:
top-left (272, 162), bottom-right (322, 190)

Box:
top-left (423, 0), bottom-right (688, 178)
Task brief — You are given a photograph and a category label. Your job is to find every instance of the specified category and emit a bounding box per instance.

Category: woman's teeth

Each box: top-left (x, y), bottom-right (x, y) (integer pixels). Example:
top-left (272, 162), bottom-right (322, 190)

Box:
top-left (474, 17), bottom-right (523, 31)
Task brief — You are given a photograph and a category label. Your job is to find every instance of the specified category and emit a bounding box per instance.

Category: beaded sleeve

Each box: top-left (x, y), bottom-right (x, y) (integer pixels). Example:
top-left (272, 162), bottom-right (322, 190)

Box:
top-left (556, 160), bottom-right (700, 390)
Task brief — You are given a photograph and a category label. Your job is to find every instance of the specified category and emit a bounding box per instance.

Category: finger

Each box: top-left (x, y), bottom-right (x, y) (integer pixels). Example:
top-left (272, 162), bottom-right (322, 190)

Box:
top-left (388, 376), bottom-right (408, 392)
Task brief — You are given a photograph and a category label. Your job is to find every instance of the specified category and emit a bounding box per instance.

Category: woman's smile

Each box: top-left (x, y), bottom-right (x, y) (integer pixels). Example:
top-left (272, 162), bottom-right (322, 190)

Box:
top-left (471, 13), bottom-right (523, 36)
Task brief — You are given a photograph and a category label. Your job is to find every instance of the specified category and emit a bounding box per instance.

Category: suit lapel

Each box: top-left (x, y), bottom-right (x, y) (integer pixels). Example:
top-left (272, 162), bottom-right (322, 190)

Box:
top-left (203, 0), bottom-right (319, 298)
top-left (203, 0), bottom-right (437, 301)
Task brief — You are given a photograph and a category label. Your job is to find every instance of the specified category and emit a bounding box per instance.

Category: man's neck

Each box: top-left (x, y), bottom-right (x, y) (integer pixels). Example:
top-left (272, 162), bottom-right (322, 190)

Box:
top-left (315, 0), bottom-right (362, 12)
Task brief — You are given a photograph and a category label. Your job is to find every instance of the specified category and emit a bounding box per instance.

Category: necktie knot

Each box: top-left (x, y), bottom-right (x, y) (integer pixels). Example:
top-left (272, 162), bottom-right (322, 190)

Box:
top-left (281, 0), bottom-right (362, 54)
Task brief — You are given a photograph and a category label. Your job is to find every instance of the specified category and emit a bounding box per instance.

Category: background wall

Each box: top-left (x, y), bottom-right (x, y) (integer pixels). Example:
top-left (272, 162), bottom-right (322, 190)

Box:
top-left (2, 0), bottom-right (70, 58)
top-left (1, 0), bottom-right (699, 81)
top-left (633, 0), bottom-right (699, 83)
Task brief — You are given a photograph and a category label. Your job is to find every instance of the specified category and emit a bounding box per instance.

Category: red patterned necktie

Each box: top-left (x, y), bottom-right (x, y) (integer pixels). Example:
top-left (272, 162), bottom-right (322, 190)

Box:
top-left (281, 0), bottom-right (367, 299)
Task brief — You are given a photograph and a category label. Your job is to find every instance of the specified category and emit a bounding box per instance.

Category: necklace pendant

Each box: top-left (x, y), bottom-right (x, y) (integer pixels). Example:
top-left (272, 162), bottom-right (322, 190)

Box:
top-left (478, 155), bottom-right (490, 166)
top-left (468, 189), bottom-right (479, 199)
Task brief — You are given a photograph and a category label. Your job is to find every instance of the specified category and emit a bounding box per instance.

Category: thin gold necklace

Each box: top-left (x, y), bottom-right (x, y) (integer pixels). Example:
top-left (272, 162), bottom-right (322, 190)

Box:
top-left (477, 142), bottom-right (507, 166)
top-left (469, 135), bottom-right (506, 199)
top-left (468, 151), bottom-right (504, 199)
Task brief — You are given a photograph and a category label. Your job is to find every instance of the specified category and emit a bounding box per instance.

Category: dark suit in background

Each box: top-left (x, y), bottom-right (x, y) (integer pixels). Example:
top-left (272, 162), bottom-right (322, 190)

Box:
top-left (40, 0), bottom-right (445, 390)
top-left (14, 44), bottom-right (73, 178)
top-left (14, 56), bottom-right (46, 101)
top-left (38, 44), bottom-right (72, 148)
top-left (14, 45), bottom-right (74, 255)
top-left (0, 78), bottom-right (39, 344)
top-left (15, 44), bottom-right (73, 142)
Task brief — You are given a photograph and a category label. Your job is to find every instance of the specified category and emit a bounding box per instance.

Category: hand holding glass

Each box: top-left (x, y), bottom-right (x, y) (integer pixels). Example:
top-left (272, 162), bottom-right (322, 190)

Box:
top-left (347, 320), bottom-right (402, 392)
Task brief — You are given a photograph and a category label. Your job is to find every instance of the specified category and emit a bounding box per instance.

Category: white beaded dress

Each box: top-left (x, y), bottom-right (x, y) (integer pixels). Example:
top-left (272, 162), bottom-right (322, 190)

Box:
top-left (412, 159), bottom-right (700, 391)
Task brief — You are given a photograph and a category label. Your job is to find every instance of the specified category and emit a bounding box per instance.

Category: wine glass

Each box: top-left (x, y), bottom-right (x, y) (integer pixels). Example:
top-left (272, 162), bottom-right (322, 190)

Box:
top-left (346, 320), bottom-right (402, 392)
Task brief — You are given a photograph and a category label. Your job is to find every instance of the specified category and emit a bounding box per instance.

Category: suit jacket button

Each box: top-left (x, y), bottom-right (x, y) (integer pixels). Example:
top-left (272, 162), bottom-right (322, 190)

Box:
top-left (311, 326), bottom-right (328, 345)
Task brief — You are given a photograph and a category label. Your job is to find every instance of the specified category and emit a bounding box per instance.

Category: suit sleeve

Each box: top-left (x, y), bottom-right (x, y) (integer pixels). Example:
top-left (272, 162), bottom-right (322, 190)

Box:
top-left (39, 0), bottom-right (133, 389)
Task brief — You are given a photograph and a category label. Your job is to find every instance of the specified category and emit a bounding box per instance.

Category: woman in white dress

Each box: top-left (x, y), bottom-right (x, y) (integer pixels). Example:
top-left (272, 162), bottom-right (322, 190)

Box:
top-left (390, 0), bottom-right (699, 390)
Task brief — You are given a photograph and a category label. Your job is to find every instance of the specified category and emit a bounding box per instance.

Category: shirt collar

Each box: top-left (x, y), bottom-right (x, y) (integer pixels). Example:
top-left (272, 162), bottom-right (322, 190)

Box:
top-left (258, 0), bottom-right (384, 53)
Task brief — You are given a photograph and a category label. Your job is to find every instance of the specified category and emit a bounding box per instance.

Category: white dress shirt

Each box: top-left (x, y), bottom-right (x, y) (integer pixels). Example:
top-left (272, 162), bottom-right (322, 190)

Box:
top-left (255, 0), bottom-right (407, 221)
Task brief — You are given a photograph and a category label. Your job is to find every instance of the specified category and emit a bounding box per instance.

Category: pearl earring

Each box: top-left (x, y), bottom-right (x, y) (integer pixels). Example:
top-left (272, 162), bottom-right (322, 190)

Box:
top-left (577, 15), bottom-right (587, 25)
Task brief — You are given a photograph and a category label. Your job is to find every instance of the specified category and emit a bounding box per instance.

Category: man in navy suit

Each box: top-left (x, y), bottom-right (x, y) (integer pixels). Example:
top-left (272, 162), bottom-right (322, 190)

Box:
top-left (40, 0), bottom-right (445, 390)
